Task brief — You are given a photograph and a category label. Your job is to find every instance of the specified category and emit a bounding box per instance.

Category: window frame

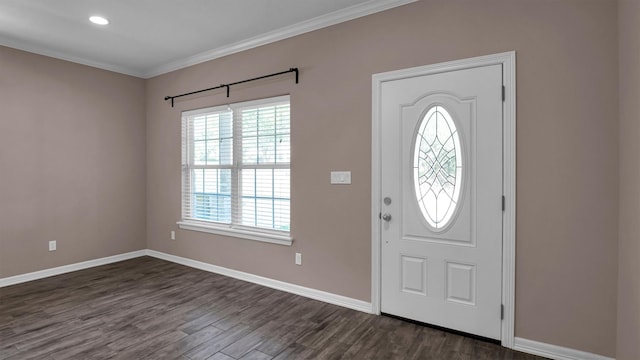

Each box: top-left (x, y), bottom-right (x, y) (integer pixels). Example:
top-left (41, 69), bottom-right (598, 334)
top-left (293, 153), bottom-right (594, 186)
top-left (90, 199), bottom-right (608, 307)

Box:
top-left (177, 95), bottom-right (293, 246)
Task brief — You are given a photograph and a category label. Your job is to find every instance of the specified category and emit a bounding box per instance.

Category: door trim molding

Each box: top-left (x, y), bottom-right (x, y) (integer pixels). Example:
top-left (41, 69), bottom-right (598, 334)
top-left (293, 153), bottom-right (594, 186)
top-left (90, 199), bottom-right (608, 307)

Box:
top-left (371, 51), bottom-right (517, 348)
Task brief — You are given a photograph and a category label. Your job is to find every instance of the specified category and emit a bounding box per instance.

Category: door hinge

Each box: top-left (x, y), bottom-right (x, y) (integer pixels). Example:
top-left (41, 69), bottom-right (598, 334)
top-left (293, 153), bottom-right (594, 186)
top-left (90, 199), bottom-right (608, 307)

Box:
top-left (501, 196), bottom-right (505, 211)
top-left (501, 304), bottom-right (504, 320)
top-left (502, 85), bottom-right (506, 101)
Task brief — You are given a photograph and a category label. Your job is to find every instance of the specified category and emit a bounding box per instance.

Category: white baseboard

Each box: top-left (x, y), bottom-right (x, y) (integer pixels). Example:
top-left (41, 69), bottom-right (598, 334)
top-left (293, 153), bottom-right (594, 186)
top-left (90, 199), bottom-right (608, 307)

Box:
top-left (145, 249), bottom-right (374, 314)
top-left (514, 337), bottom-right (615, 360)
top-left (0, 248), bottom-right (372, 314)
top-left (0, 250), bottom-right (147, 288)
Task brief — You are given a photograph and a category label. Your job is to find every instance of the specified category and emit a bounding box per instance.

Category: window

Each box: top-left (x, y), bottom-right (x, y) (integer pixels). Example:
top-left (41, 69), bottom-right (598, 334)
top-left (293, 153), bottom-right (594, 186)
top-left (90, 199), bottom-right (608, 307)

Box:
top-left (413, 105), bottom-right (462, 230)
top-left (178, 95), bottom-right (291, 245)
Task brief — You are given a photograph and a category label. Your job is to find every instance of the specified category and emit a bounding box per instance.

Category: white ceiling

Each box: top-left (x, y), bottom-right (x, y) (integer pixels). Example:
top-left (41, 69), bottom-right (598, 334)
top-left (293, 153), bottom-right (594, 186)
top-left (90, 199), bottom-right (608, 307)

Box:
top-left (0, 0), bottom-right (414, 78)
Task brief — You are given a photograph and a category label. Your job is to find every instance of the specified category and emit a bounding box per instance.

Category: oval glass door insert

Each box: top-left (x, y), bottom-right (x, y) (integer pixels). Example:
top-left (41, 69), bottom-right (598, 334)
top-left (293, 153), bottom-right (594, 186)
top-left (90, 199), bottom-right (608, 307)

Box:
top-left (413, 105), bottom-right (463, 230)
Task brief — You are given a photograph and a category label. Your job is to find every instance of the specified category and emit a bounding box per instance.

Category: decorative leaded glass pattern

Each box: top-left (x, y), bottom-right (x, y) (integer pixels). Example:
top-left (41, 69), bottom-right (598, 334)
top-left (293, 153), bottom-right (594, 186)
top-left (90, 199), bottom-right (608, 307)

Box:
top-left (413, 105), bottom-right (463, 230)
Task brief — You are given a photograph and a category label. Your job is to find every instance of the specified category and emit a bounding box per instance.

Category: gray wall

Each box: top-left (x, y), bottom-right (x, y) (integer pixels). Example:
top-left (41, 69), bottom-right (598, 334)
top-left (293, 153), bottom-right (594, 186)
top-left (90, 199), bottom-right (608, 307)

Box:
top-left (146, 0), bottom-right (618, 357)
top-left (617, 0), bottom-right (640, 359)
top-left (0, 46), bottom-right (147, 277)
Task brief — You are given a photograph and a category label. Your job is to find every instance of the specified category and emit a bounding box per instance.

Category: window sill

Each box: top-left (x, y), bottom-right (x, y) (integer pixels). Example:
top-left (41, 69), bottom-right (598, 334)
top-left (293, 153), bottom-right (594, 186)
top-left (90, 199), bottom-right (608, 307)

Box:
top-left (176, 221), bottom-right (293, 246)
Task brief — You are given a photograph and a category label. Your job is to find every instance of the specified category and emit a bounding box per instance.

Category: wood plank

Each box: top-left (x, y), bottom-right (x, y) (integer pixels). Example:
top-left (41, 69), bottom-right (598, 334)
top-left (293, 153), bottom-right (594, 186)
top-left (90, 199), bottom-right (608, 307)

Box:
top-left (0, 257), bottom-right (547, 360)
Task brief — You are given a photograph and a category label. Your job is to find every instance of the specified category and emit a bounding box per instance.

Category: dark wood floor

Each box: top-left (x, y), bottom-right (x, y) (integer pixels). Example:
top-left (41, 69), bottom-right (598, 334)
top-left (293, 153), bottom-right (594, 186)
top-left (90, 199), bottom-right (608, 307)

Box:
top-left (0, 257), bottom-right (546, 360)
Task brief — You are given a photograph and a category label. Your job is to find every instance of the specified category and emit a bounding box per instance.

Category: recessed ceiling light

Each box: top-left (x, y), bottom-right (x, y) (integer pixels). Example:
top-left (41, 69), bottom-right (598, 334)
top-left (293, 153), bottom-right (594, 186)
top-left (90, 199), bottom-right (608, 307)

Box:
top-left (89, 16), bottom-right (109, 25)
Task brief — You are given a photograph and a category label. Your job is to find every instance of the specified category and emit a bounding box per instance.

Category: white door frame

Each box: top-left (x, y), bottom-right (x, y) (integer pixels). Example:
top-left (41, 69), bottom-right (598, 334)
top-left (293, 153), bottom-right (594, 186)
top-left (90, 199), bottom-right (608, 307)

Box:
top-left (371, 51), bottom-right (516, 348)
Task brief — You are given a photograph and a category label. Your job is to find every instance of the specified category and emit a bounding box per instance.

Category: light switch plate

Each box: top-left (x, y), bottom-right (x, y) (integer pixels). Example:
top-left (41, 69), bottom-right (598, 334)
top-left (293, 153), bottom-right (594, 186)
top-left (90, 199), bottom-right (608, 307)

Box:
top-left (330, 171), bottom-right (351, 185)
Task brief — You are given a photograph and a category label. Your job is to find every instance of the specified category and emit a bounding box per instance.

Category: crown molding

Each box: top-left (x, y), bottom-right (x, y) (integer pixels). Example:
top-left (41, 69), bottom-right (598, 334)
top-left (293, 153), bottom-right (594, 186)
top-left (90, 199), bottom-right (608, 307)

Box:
top-left (0, 0), bottom-right (415, 79)
top-left (0, 37), bottom-right (145, 78)
top-left (142, 0), bottom-right (417, 78)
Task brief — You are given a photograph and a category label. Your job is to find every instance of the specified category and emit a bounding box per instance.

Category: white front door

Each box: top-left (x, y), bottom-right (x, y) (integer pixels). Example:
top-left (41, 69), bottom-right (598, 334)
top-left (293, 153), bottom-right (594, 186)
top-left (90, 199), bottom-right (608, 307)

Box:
top-left (380, 64), bottom-right (503, 339)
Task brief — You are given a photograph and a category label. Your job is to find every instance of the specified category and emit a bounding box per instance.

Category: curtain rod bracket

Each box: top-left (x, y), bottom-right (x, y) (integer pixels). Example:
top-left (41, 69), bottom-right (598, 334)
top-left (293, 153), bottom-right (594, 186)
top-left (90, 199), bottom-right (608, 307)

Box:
top-left (164, 96), bottom-right (175, 107)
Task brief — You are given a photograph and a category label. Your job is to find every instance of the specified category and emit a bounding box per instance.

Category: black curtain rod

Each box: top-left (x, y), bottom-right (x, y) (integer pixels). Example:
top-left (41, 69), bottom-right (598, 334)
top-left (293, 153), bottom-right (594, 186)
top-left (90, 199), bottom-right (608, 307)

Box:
top-left (164, 67), bottom-right (299, 107)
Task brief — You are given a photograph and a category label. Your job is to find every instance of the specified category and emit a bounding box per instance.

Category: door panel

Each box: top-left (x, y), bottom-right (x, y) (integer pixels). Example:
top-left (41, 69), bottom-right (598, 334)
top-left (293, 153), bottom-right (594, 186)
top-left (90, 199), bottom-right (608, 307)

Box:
top-left (380, 64), bottom-right (503, 340)
top-left (446, 261), bottom-right (476, 305)
top-left (400, 255), bottom-right (427, 296)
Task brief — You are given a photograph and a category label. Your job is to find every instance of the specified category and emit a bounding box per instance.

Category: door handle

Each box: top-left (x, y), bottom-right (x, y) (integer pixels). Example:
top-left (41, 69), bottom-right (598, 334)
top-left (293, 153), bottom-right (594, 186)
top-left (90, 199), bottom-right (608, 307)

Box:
top-left (382, 213), bottom-right (392, 222)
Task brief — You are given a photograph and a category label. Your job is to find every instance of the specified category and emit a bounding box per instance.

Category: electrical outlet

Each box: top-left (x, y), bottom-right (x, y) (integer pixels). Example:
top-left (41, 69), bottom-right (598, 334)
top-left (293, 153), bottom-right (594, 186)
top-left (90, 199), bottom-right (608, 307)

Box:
top-left (170, 231), bottom-right (176, 240)
top-left (49, 240), bottom-right (57, 251)
top-left (295, 252), bottom-right (302, 265)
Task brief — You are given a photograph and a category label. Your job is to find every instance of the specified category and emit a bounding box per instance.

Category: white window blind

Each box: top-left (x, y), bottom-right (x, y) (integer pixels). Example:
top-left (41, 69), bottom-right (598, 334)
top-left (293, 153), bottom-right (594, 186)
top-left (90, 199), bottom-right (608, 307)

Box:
top-left (181, 96), bottom-right (290, 238)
